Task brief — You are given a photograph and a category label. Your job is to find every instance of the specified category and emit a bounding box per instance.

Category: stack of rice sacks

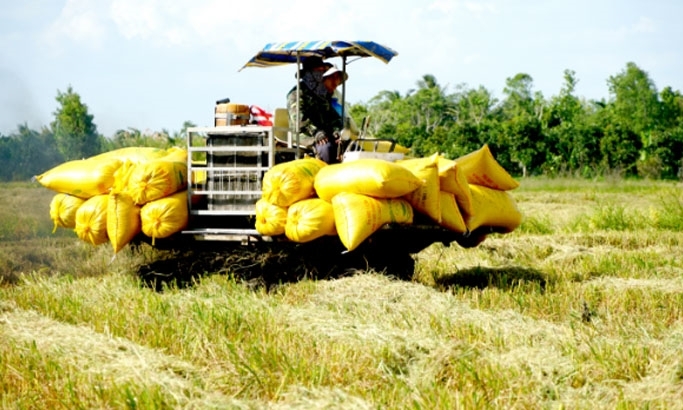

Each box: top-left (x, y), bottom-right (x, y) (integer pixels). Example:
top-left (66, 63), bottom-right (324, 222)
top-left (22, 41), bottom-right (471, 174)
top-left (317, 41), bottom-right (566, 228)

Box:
top-left (449, 144), bottom-right (522, 234)
top-left (257, 157), bottom-right (418, 252)
top-left (256, 143), bottom-right (522, 252)
top-left (35, 146), bottom-right (190, 253)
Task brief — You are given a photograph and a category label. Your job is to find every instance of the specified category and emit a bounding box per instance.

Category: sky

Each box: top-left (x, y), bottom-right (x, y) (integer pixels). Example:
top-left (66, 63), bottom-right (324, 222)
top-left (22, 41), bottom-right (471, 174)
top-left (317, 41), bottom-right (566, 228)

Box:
top-left (1, 0), bottom-right (682, 137)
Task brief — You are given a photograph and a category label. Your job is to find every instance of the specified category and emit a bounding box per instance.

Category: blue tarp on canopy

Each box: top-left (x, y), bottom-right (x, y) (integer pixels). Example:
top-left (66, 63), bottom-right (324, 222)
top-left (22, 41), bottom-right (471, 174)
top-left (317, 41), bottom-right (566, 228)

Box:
top-left (240, 40), bottom-right (398, 70)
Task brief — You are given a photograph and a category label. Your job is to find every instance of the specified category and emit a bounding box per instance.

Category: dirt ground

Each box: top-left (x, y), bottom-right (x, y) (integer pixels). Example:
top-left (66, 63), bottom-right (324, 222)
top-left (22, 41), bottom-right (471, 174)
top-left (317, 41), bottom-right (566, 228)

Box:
top-left (134, 236), bottom-right (417, 292)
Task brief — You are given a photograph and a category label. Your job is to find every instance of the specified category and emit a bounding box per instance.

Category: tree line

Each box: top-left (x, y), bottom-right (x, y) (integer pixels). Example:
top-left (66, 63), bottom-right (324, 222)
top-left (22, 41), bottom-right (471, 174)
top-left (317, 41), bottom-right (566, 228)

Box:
top-left (2, 62), bottom-right (682, 182)
top-left (0, 86), bottom-right (192, 181)
top-left (352, 62), bottom-right (683, 179)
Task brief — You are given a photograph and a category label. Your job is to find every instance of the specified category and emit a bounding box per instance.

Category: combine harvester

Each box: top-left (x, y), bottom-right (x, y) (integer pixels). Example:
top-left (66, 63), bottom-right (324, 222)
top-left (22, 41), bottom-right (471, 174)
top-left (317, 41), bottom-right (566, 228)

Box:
top-left (37, 40), bottom-right (522, 281)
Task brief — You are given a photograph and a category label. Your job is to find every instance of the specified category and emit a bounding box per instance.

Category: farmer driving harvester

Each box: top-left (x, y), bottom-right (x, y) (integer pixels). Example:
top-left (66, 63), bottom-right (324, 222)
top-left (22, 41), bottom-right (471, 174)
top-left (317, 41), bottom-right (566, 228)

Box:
top-left (240, 41), bottom-right (402, 162)
top-left (286, 57), bottom-right (349, 163)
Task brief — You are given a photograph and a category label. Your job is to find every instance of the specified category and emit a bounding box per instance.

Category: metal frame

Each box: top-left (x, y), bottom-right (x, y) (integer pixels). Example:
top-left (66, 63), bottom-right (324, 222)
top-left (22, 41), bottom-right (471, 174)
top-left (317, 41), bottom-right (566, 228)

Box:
top-left (185, 125), bottom-right (275, 216)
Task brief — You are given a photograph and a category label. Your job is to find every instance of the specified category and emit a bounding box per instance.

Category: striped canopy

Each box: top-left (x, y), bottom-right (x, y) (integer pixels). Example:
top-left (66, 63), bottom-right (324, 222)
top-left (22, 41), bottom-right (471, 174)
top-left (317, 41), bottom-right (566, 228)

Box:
top-left (240, 40), bottom-right (398, 70)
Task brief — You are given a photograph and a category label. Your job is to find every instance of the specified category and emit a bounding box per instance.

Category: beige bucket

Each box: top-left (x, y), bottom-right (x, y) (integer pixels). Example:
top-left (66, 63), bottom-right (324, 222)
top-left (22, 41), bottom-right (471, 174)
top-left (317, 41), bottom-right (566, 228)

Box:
top-left (215, 103), bottom-right (250, 126)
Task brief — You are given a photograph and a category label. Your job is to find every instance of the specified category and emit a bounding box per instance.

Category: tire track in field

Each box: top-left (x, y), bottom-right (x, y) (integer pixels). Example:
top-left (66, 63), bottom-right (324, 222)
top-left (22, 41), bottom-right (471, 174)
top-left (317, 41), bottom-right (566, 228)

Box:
top-left (0, 306), bottom-right (240, 408)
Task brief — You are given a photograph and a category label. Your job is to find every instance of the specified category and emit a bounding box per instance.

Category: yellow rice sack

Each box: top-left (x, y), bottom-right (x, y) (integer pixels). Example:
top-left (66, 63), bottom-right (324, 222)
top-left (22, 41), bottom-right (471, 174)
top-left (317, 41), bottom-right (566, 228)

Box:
top-left (398, 154), bottom-right (441, 223)
top-left (49, 193), bottom-right (85, 232)
top-left (34, 158), bottom-right (122, 199)
top-left (465, 185), bottom-right (522, 233)
top-left (285, 198), bottom-right (336, 243)
top-left (111, 149), bottom-right (187, 195)
top-left (110, 160), bottom-right (136, 194)
top-left (191, 160), bottom-right (207, 186)
top-left (315, 159), bottom-right (422, 201)
top-left (437, 156), bottom-right (474, 215)
top-left (125, 158), bottom-right (188, 205)
top-left (262, 158), bottom-right (327, 207)
top-left (456, 144), bottom-right (520, 191)
top-left (332, 192), bottom-right (413, 252)
top-left (439, 192), bottom-right (467, 233)
top-left (161, 147), bottom-right (188, 163)
top-left (74, 194), bottom-right (109, 246)
top-left (140, 191), bottom-right (188, 245)
top-left (87, 146), bottom-right (169, 164)
top-left (107, 192), bottom-right (141, 253)
top-left (357, 140), bottom-right (411, 154)
top-left (255, 199), bottom-right (288, 236)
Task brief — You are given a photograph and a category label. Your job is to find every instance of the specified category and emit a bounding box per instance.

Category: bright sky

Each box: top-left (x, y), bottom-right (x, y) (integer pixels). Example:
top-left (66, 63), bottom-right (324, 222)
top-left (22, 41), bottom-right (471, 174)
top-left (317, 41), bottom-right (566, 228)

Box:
top-left (1, 0), bottom-right (681, 137)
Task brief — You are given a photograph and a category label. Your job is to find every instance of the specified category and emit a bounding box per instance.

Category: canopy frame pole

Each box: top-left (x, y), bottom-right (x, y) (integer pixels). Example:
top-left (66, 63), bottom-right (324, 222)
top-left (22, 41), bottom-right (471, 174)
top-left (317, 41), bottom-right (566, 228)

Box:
top-left (337, 55), bottom-right (348, 161)
top-left (341, 56), bottom-right (347, 127)
top-left (294, 52), bottom-right (302, 158)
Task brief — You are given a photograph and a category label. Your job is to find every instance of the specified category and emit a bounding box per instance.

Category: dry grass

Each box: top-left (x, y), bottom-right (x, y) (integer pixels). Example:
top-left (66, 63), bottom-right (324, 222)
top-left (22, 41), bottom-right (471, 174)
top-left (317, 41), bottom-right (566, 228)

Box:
top-left (2, 178), bottom-right (683, 408)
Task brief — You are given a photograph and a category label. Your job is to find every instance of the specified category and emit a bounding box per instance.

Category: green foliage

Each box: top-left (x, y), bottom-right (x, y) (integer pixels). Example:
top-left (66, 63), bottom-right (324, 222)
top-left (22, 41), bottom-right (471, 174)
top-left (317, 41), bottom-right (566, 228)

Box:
top-left (501, 113), bottom-right (545, 175)
top-left (598, 120), bottom-right (643, 175)
top-left (542, 70), bottom-right (601, 175)
top-left (362, 62), bottom-right (682, 179)
top-left (369, 75), bottom-right (459, 156)
top-left (502, 73), bottom-right (536, 116)
top-left (104, 120), bottom-right (193, 151)
top-left (348, 103), bottom-right (369, 132)
top-left (0, 125), bottom-right (64, 181)
top-left (607, 62), bottom-right (660, 138)
top-left (640, 126), bottom-right (683, 179)
top-left (51, 86), bottom-right (104, 160)
top-left (657, 86), bottom-right (683, 130)
top-left (103, 127), bottom-right (188, 151)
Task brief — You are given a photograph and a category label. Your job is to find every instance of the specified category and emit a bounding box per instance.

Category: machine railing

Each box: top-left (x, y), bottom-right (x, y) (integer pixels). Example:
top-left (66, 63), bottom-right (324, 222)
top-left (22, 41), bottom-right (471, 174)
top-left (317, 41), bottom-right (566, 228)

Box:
top-left (186, 126), bottom-right (276, 217)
